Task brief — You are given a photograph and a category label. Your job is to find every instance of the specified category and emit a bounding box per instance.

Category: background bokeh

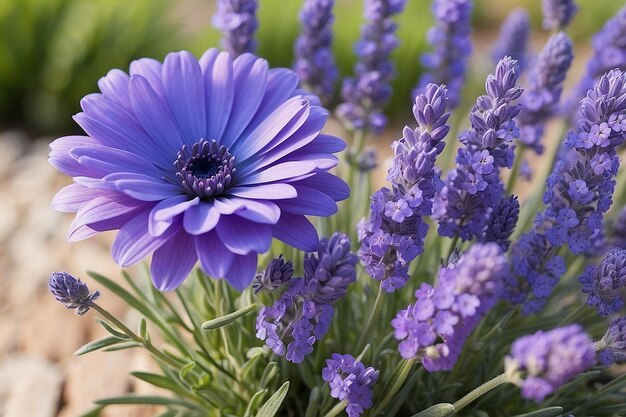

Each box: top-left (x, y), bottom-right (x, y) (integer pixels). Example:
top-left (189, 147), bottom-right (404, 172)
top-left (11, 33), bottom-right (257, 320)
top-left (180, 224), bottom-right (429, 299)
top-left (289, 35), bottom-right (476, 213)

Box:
top-left (0, 1), bottom-right (623, 417)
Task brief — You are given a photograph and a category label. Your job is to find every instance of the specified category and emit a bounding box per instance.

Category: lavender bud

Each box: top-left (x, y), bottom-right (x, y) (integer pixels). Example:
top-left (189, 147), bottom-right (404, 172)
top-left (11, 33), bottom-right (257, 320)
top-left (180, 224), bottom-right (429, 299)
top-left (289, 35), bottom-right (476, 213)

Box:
top-left (252, 255), bottom-right (294, 294)
top-left (48, 272), bottom-right (100, 316)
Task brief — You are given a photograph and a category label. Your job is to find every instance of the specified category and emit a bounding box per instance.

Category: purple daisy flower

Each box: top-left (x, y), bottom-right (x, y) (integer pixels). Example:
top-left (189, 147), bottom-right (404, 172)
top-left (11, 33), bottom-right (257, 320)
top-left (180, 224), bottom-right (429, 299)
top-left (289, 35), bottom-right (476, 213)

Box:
top-left (49, 48), bottom-right (348, 291)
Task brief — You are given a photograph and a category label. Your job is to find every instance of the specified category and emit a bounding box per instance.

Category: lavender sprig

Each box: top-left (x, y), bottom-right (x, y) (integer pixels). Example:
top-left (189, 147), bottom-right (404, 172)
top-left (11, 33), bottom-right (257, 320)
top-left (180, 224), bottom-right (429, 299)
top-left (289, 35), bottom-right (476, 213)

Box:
top-left (359, 83), bottom-right (450, 292)
top-left (433, 57), bottom-right (523, 241)
top-left (542, 0), bottom-right (579, 31)
top-left (337, 0), bottom-right (406, 133)
top-left (212, 0), bottom-right (258, 56)
top-left (49, 272), bottom-right (100, 316)
top-left (322, 354), bottom-right (379, 417)
top-left (505, 69), bottom-right (626, 314)
top-left (518, 32), bottom-right (574, 155)
top-left (579, 248), bottom-right (626, 316)
top-left (294, 0), bottom-right (338, 105)
top-left (598, 316), bottom-right (626, 365)
top-left (416, 0), bottom-right (472, 109)
top-left (492, 9), bottom-right (530, 72)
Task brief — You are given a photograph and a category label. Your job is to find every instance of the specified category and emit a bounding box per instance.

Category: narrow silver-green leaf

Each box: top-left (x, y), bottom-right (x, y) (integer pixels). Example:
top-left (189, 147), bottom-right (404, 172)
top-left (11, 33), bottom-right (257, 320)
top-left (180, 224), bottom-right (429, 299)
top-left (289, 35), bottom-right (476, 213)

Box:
top-left (511, 406), bottom-right (564, 417)
top-left (410, 403), bottom-right (455, 417)
top-left (96, 318), bottom-right (130, 339)
top-left (257, 381), bottom-right (290, 417)
top-left (95, 395), bottom-right (200, 410)
top-left (131, 371), bottom-right (181, 392)
top-left (138, 317), bottom-right (148, 340)
top-left (103, 341), bottom-right (143, 352)
top-left (74, 336), bottom-right (126, 356)
top-left (201, 304), bottom-right (257, 331)
top-left (243, 389), bottom-right (268, 417)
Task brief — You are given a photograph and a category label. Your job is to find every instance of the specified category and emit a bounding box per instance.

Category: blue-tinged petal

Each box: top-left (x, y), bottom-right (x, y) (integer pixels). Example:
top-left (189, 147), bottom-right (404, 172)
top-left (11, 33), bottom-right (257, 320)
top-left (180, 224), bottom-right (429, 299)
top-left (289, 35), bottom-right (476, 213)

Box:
top-left (183, 202), bottom-right (220, 235)
top-left (277, 186), bottom-right (337, 216)
top-left (149, 196), bottom-right (199, 236)
top-left (214, 197), bottom-right (245, 215)
top-left (294, 173), bottom-right (350, 201)
top-left (105, 172), bottom-right (181, 201)
top-left (271, 213), bottom-right (319, 252)
top-left (203, 51), bottom-right (234, 140)
top-left (228, 197), bottom-right (281, 224)
top-left (283, 152), bottom-right (338, 170)
top-left (111, 210), bottom-right (178, 267)
top-left (129, 74), bottom-right (185, 156)
top-left (198, 48), bottom-right (219, 72)
top-left (129, 58), bottom-right (165, 98)
top-left (232, 97), bottom-right (308, 162)
top-left (216, 216), bottom-right (272, 255)
top-left (238, 160), bottom-right (316, 186)
top-left (71, 145), bottom-right (164, 178)
top-left (163, 51), bottom-right (206, 143)
top-left (195, 231), bottom-right (234, 278)
top-left (220, 54), bottom-right (268, 148)
top-left (243, 68), bottom-right (299, 128)
top-left (49, 136), bottom-right (99, 177)
top-left (73, 113), bottom-right (172, 169)
top-left (52, 183), bottom-right (104, 212)
top-left (97, 69), bottom-right (131, 112)
top-left (308, 134), bottom-right (347, 153)
top-left (228, 184), bottom-right (297, 200)
top-left (151, 229), bottom-right (198, 291)
top-left (224, 252), bottom-right (257, 291)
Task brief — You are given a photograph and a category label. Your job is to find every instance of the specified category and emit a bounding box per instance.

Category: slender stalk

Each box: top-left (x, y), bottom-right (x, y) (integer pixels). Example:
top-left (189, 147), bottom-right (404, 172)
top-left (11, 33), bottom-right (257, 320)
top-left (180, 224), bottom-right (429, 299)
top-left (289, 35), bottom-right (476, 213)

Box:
top-left (370, 359), bottom-right (415, 416)
top-left (356, 283), bottom-right (385, 350)
top-left (506, 144), bottom-right (526, 194)
top-left (478, 308), bottom-right (516, 343)
top-left (323, 401), bottom-right (347, 417)
top-left (452, 373), bottom-right (508, 413)
top-left (89, 302), bottom-right (182, 370)
top-left (557, 304), bottom-right (587, 327)
top-left (444, 235), bottom-right (460, 264)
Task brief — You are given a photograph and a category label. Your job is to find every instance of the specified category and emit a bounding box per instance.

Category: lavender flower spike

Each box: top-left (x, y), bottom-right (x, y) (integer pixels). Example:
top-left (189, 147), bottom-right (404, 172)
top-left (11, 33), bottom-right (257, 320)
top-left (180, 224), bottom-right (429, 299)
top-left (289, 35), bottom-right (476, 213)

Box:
top-left (491, 8), bottom-right (530, 72)
top-left (252, 255), bottom-right (293, 294)
top-left (518, 32), bottom-right (574, 154)
top-left (256, 233), bottom-right (357, 363)
top-left (416, 0), bottom-right (472, 108)
top-left (49, 272), bottom-right (100, 316)
top-left (359, 83), bottom-right (450, 292)
top-left (337, 0), bottom-right (406, 133)
top-left (579, 248), bottom-right (626, 316)
top-left (294, 0), bottom-right (338, 105)
top-left (597, 316), bottom-right (626, 365)
top-left (322, 353), bottom-right (379, 417)
top-left (480, 195), bottom-right (519, 251)
top-left (433, 57), bottom-right (523, 241)
top-left (392, 243), bottom-right (507, 371)
top-left (542, 0), bottom-right (579, 31)
top-left (505, 69), bottom-right (626, 314)
top-left (212, 0), bottom-right (259, 56)
top-left (505, 325), bottom-right (595, 402)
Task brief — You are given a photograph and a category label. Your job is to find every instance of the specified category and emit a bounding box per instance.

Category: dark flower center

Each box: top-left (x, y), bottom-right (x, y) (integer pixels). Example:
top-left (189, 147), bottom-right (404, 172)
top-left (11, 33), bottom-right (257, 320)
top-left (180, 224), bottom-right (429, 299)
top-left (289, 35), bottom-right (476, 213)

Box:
top-left (174, 139), bottom-right (236, 199)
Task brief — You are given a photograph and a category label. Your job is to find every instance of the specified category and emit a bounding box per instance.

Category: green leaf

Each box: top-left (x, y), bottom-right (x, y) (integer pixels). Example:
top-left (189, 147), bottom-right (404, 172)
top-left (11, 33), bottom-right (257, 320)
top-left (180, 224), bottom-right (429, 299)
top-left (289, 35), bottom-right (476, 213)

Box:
top-left (201, 304), bottom-right (258, 331)
top-left (304, 387), bottom-right (320, 417)
top-left (96, 319), bottom-right (130, 339)
top-left (74, 336), bottom-right (126, 356)
top-left (102, 341), bottom-right (143, 352)
top-left (131, 372), bottom-right (181, 392)
top-left (243, 389), bottom-right (268, 417)
top-left (95, 395), bottom-right (201, 411)
top-left (256, 381), bottom-right (289, 417)
top-left (259, 362), bottom-right (279, 389)
top-left (179, 361), bottom-right (196, 382)
top-left (78, 405), bottom-right (105, 417)
top-left (138, 317), bottom-right (148, 340)
top-left (511, 407), bottom-right (564, 417)
top-left (410, 404), bottom-right (455, 417)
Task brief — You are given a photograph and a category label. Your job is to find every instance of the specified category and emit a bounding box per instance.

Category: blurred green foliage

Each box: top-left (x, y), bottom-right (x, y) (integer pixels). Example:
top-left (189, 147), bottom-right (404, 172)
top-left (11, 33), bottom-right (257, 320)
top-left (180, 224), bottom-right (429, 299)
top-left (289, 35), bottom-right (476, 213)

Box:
top-left (1, 0), bottom-right (624, 136)
top-left (0, 0), bottom-right (181, 134)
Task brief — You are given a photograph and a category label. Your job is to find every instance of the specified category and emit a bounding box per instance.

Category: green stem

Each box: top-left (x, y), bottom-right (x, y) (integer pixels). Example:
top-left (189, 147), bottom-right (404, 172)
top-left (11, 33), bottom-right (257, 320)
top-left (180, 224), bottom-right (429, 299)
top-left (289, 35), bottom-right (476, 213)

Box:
top-left (323, 401), bottom-right (347, 417)
top-left (506, 144), bottom-right (526, 194)
top-left (557, 304), bottom-right (587, 327)
top-left (445, 235), bottom-right (460, 265)
top-left (478, 308), bottom-right (516, 343)
top-left (356, 284), bottom-right (385, 350)
top-left (370, 359), bottom-right (415, 416)
top-left (90, 302), bottom-right (182, 370)
top-left (452, 373), bottom-right (508, 413)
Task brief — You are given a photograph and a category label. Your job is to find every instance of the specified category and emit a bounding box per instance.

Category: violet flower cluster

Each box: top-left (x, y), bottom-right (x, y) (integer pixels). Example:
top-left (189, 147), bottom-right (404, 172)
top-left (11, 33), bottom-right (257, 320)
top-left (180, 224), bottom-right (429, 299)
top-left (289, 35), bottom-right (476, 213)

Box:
top-left (517, 32), bottom-right (574, 154)
top-left (294, 0), bottom-right (338, 105)
top-left (491, 9), bottom-right (530, 72)
top-left (416, 0), bottom-right (472, 108)
top-left (433, 57), bottom-right (523, 241)
top-left (541, 0), bottom-right (578, 31)
top-left (359, 84), bottom-right (450, 292)
top-left (505, 69), bottom-right (626, 314)
top-left (322, 354), bottom-right (379, 417)
top-left (337, 0), bottom-right (406, 133)
top-left (391, 243), bottom-right (506, 371)
top-left (256, 233), bottom-right (356, 363)
top-left (598, 316), bottom-right (626, 365)
top-left (505, 325), bottom-right (595, 402)
top-left (252, 254), bottom-right (293, 294)
top-left (48, 272), bottom-right (100, 316)
top-left (479, 195), bottom-right (519, 251)
top-left (212, 0), bottom-right (259, 56)
top-left (579, 248), bottom-right (626, 316)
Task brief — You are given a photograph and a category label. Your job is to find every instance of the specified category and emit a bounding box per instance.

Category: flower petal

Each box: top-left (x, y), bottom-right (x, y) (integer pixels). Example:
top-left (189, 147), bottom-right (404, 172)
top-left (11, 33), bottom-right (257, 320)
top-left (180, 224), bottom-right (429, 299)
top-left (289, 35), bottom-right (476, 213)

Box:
top-left (245, 68), bottom-right (299, 127)
top-left (70, 145), bottom-right (163, 178)
top-left (129, 58), bottom-right (165, 98)
top-left (238, 160), bottom-right (317, 186)
top-left (195, 231), bottom-right (234, 278)
top-left (216, 216), bottom-right (272, 255)
top-left (229, 197), bottom-right (281, 224)
top-left (111, 210), bottom-right (178, 267)
top-left (228, 184), bottom-right (297, 200)
top-left (271, 213), bottom-right (319, 252)
top-left (294, 173), bottom-right (350, 201)
top-left (203, 51), bottom-right (234, 140)
top-left (97, 69), bottom-right (131, 112)
top-left (224, 252), bottom-right (257, 291)
top-left (277, 186), bottom-right (337, 216)
top-left (151, 229), bottom-right (197, 291)
top-left (105, 172), bottom-right (181, 201)
top-left (183, 201), bottom-right (221, 235)
top-left (52, 183), bottom-right (104, 212)
top-left (163, 51), bottom-right (206, 143)
top-left (49, 136), bottom-right (98, 177)
top-left (149, 195), bottom-right (199, 236)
